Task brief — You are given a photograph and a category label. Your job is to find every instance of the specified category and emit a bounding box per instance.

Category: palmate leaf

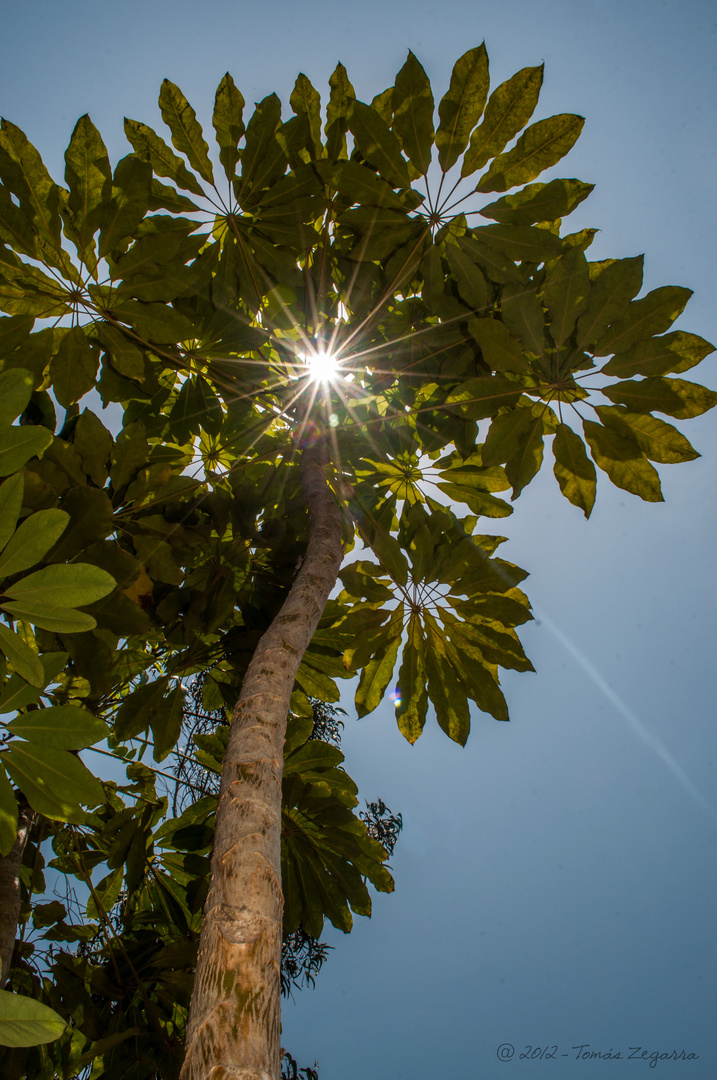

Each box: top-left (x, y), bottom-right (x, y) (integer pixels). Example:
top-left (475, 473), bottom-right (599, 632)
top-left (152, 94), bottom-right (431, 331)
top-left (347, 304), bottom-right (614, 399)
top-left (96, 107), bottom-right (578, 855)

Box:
top-left (282, 735), bottom-right (393, 936)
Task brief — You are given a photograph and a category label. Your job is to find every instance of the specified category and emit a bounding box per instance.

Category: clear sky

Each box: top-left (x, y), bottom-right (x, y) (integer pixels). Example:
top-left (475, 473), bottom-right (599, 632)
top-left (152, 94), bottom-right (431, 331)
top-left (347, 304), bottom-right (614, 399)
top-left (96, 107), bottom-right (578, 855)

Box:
top-left (2, 0), bottom-right (715, 1076)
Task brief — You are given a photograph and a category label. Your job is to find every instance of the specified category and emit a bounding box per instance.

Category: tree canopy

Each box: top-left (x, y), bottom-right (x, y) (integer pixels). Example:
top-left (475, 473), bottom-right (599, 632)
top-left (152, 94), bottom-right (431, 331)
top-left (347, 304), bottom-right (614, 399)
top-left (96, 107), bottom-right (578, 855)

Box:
top-left (0, 43), bottom-right (713, 1080)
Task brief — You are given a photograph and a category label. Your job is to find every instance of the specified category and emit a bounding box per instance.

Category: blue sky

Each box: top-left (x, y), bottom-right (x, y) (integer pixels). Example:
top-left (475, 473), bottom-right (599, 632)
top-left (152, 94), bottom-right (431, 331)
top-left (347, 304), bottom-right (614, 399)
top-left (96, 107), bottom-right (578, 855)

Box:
top-left (1, 0), bottom-right (715, 1076)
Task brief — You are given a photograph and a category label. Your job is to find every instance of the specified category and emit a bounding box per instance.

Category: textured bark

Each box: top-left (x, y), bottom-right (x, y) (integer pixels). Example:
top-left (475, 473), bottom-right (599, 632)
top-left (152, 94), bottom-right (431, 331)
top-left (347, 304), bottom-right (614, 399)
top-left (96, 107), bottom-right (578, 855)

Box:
top-left (0, 798), bottom-right (34, 986)
top-left (181, 443), bottom-right (344, 1080)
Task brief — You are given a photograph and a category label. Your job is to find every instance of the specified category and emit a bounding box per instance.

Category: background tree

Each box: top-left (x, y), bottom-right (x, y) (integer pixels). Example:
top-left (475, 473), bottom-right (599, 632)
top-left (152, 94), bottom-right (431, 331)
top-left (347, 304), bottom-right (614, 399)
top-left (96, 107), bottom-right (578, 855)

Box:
top-left (0, 43), bottom-right (713, 1079)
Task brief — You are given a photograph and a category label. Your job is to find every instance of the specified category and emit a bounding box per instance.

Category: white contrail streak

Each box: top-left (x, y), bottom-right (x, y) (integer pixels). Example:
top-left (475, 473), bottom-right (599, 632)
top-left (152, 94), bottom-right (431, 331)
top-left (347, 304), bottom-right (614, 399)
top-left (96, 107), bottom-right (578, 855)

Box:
top-left (535, 608), bottom-right (717, 823)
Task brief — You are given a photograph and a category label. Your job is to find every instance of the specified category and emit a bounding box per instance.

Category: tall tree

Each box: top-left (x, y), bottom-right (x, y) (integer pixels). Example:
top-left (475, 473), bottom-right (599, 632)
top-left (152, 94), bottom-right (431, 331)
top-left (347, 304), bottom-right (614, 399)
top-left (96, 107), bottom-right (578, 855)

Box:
top-left (0, 44), bottom-right (713, 1079)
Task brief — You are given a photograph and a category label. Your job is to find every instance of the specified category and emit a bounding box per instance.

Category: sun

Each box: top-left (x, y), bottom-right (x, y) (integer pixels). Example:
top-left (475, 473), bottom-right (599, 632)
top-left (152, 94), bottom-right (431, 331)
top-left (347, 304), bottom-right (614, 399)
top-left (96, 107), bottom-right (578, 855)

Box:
top-left (303, 347), bottom-right (342, 383)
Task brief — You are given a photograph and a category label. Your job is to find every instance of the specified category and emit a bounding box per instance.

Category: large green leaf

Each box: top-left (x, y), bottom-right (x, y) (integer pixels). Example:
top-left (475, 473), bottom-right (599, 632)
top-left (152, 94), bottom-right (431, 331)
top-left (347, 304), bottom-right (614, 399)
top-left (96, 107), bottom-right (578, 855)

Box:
top-left (436, 45), bottom-right (490, 172)
top-left (290, 73), bottom-right (322, 158)
top-left (0, 623), bottom-right (43, 686)
top-left (124, 118), bottom-right (205, 197)
top-left (0, 508), bottom-right (68, 577)
top-left (601, 376), bottom-right (717, 419)
top-left (552, 422), bottom-right (596, 517)
top-left (583, 419), bottom-right (663, 501)
top-left (150, 683), bottom-right (185, 762)
top-left (235, 94), bottom-right (286, 200)
top-left (0, 425), bottom-right (52, 477)
top-left (8, 704), bottom-right (106, 750)
top-left (97, 154), bottom-right (152, 258)
top-left (348, 102), bottom-right (410, 189)
top-left (395, 613), bottom-right (428, 743)
top-left (601, 331), bottom-right (714, 378)
top-left (504, 412), bottom-right (545, 498)
top-left (543, 247), bottom-right (590, 349)
top-left (462, 65), bottom-right (543, 177)
top-left (50, 326), bottom-right (99, 407)
top-left (482, 408), bottom-right (536, 466)
top-left (5, 562), bottom-right (116, 608)
top-left (0, 990), bottom-right (66, 1047)
top-left (444, 244), bottom-right (489, 312)
top-left (3, 740), bottom-right (104, 821)
top-left (159, 80), bottom-right (214, 185)
top-left (446, 375), bottom-right (522, 419)
top-left (63, 114), bottom-right (112, 259)
top-left (477, 113), bottom-right (585, 193)
top-left (574, 255), bottom-right (644, 352)
top-left (592, 286), bottom-right (693, 357)
top-left (500, 283), bottom-right (545, 356)
top-left (0, 367), bottom-right (34, 429)
top-left (480, 178), bottom-right (594, 225)
top-left (213, 73), bottom-right (245, 180)
top-left (469, 317), bottom-right (531, 372)
top-left (424, 629), bottom-right (471, 745)
top-left (595, 405), bottom-right (699, 464)
top-left (355, 633), bottom-right (402, 717)
top-left (392, 51), bottom-right (434, 175)
top-left (0, 120), bottom-right (63, 255)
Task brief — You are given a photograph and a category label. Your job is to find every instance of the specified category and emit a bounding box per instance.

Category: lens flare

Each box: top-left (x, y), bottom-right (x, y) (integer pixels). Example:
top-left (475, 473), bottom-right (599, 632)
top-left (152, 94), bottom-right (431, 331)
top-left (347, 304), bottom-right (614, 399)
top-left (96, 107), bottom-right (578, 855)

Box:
top-left (304, 348), bottom-right (341, 383)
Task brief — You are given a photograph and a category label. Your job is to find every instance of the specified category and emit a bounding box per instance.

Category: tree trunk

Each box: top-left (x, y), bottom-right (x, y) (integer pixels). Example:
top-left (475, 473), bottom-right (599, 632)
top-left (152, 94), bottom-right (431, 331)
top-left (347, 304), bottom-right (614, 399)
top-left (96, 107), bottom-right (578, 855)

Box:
top-left (181, 442), bottom-right (344, 1080)
top-left (0, 797), bottom-right (34, 986)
